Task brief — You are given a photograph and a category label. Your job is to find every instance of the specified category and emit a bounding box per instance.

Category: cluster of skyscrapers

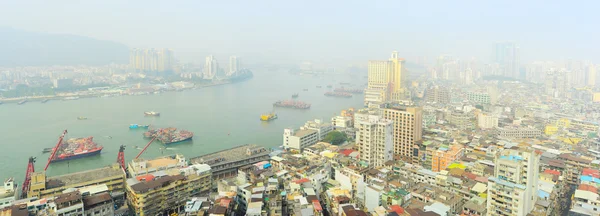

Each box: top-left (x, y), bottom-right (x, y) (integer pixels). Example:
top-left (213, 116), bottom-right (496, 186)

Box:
top-left (129, 48), bottom-right (175, 73)
top-left (202, 55), bottom-right (241, 80)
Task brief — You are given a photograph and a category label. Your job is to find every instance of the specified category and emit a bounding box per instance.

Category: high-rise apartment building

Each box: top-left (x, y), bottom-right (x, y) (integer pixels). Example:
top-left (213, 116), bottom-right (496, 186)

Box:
top-left (588, 65), bottom-right (597, 87)
top-left (203, 55), bottom-right (219, 80)
top-left (229, 56), bottom-right (240, 76)
top-left (364, 51), bottom-right (407, 106)
top-left (355, 113), bottom-right (393, 167)
top-left (487, 148), bottom-right (540, 216)
top-left (494, 42), bottom-right (520, 79)
top-left (425, 86), bottom-right (450, 104)
top-left (383, 106), bottom-right (422, 157)
top-left (129, 48), bottom-right (174, 73)
top-left (126, 164), bottom-right (212, 216)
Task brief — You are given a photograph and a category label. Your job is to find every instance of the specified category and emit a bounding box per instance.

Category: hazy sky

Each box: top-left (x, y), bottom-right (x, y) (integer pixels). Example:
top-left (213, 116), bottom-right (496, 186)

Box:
top-left (1, 1), bottom-right (598, 66)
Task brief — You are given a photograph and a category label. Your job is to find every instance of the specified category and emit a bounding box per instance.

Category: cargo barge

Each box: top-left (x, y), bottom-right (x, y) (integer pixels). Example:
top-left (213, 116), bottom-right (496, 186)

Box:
top-left (334, 87), bottom-right (364, 94)
top-left (324, 92), bottom-right (353, 98)
top-left (273, 100), bottom-right (311, 109)
top-left (49, 137), bottom-right (103, 162)
top-left (144, 127), bottom-right (193, 145)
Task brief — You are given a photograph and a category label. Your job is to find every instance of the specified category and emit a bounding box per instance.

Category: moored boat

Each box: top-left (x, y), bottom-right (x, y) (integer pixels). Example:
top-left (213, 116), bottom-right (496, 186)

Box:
top-left (292, 93), bottom-right (299, 98)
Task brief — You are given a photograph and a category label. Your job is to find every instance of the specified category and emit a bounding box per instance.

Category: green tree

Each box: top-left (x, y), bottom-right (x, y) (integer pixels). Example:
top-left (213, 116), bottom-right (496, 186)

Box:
top-left (323, 131), bottom-right (347, 145)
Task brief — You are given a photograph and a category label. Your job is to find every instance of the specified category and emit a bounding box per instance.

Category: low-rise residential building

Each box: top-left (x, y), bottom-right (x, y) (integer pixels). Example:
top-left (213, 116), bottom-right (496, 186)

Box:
top-left (128, 154), bottom-right (187, 177)
top-left (496, 126), bottom-right (541, 139)
top-left (304, 119), bottom-right (334, 140)
top-left (432, 144), bottom-right (464, 172)
top-left (82, 192), bottom-right (114, 216)
top-left (0, 178), bottom-right (17, 209)
top-left (477, 113), bottom-right (498, 129)
top-left (283, 128), bottom-right (319, 151)
top-left (51, 191), bottom-right (85, 216)
top-left (28, 164), bottom-right (126, 199)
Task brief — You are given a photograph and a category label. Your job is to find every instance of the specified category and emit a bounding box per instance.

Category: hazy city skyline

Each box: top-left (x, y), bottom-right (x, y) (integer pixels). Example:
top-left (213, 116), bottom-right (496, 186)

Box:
top-left (1, 1), bottom-right (598, 66)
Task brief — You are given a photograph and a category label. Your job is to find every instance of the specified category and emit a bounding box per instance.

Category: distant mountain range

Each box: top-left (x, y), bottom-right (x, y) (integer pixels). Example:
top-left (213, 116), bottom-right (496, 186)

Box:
top-left (0, 27), bottom-right (129, 66)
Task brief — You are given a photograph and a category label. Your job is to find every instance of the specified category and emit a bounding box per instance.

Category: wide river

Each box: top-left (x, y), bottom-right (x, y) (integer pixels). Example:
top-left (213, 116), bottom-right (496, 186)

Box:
top-left (0, 70), bottom-right (365, 182)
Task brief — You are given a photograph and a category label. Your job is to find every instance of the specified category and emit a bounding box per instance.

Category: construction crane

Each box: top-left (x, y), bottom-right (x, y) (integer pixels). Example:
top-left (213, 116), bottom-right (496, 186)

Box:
top-left (136, 137), bottom-right (156, 159)
top-left (117, 145), bottom-right (126, 173)
top-left (21, 157), bottom-right (36, 199)
top-left (45, 130), bottom-right (68, 171)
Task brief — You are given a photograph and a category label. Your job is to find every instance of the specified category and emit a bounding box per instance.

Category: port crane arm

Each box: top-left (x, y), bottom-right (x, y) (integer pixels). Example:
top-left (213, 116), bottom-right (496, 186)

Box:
top-left (20, 157), bottom-right (36, 198)
top-left (136, 137), bottom-right (156, 159)
top-left (45, 130), bottom-right (67, 171)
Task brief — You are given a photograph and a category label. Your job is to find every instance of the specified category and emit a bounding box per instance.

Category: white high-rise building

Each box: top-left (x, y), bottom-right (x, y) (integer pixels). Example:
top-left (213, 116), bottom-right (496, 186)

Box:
top-left (588, 64), bottom-right (597, 87)
top-left (487, 148), bottom-right (540, 216)
top-left (229, 56), bottom-right (240, 76)
top-left (355, 113), bottom-right (393, 167)
top-left (203, 55), bottom-right (219, 80)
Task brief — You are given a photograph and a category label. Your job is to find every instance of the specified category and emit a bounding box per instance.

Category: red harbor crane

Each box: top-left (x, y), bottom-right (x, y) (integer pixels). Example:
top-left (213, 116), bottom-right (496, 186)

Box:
top-left (20, 157), bottom-right (36, 198)
top-left (117, 137), bottom-right (156, 177)
top-left (136, 137), bottom-right (156, 159)
top-left (45, 130), bottom-right (68, 171)
top-left (117, 145), bottom-right (126, 172)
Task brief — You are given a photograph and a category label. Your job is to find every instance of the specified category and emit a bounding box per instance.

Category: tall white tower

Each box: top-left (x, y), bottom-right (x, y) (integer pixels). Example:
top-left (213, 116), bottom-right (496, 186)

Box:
top-left (229, 56), bottom-right (240, 76)
top-left (203, 55), bottom-right (219, 80)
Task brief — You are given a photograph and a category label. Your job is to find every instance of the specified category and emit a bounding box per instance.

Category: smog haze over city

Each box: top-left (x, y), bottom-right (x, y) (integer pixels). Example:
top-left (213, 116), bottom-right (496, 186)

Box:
top-left (0, 1), bottom-right (599, 216)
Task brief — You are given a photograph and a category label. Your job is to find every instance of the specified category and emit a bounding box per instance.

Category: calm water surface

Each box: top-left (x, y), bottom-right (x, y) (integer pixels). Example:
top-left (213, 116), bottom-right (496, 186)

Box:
top-left (0, 70), bottom-right (365, 182)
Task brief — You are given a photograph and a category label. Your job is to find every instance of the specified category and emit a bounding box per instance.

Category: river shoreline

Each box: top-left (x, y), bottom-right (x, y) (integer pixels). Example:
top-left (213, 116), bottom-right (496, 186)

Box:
top-left (0, 79), bottom-right (241, 104)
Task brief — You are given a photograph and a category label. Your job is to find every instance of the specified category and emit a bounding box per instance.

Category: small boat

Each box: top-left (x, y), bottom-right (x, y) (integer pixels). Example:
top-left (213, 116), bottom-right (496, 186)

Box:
top-left (77, 117), bottom-right (88, 120)
top-left (260, 113), bottom-right (278, 121)
top-left (144, 111), bottom-right (160, 117)
top-left (303, 89), bottom-right (308, 91)
top-left (42, 148), bottom-right (53, 153)
top-left (316, 85), bottom-right (322, 88)
top-left (129, 124), bottom-right (150, 129)
top-left (327, 85), bottom-right (332, 88)
top-left (17, 100), bottom-right (27, 105)
top-left (292, 93), bottom-right (299, 98)
top-left (41, 99), bottom-right (50, 103)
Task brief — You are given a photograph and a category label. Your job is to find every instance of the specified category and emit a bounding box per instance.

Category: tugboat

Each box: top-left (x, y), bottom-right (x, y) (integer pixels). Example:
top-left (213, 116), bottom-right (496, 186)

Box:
top-left (292, 93), bottom-right (299, 98)
top-left (260, 113), bottom-right (278, 121)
